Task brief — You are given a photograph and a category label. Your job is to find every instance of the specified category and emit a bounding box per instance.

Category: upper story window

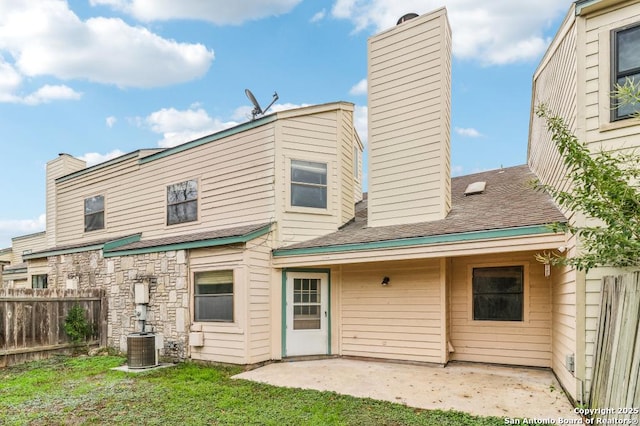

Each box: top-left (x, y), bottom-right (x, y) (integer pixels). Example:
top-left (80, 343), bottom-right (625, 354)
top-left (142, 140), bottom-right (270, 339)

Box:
top-left (84, 195), bottom-right (104, 232)
top-left (291, 160), bottom-right (327, 209)
top-left (472, 266), bottom-right (524, 322)
top-left (612, 23), bottom-right (640, 120)
top-left (167, 180), bottom-right (198, 225)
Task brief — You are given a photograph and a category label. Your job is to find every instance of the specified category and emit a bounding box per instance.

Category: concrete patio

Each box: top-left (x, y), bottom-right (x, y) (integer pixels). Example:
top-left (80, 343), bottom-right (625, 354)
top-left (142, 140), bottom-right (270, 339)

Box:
top-left (234, 358), bottom-right (582, 421)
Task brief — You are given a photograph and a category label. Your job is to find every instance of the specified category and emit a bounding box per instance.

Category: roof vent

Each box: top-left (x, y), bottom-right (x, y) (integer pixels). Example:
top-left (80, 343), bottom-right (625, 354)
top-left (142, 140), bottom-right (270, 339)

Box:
top-left (464, 181), bottom-right (486, 196)
top-left (397, 13), bottom-right (419, 25)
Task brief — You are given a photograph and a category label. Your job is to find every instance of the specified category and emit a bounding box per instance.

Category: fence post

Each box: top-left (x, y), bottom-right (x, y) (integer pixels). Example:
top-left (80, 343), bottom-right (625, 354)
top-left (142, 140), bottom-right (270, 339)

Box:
top-left (100, 290), bottom-right (108, 348)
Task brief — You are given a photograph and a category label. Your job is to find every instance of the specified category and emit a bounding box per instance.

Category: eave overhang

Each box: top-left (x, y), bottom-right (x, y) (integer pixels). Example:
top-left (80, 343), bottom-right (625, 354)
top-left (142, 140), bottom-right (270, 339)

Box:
top-left (272, 225), bottom-right (566, 268)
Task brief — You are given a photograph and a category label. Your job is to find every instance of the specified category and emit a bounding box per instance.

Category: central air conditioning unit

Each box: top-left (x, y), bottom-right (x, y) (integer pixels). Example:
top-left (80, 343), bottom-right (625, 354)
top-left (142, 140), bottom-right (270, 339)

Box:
top-left (127, 333), bottom-right (160, 369)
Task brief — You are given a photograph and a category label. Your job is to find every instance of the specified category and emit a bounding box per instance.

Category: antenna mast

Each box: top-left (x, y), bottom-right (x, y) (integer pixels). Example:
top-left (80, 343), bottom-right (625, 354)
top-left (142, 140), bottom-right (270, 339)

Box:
top-left (245, 89), bottom-right (279, 120)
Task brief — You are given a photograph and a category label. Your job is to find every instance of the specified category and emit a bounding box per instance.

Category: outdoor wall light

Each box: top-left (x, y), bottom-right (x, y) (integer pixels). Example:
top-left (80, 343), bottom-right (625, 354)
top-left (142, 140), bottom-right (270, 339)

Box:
top-left (381, 276), bottom-right (390, 286)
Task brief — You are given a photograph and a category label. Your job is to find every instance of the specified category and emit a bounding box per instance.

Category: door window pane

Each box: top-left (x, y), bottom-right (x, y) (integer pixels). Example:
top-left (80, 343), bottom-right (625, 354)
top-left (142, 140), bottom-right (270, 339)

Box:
top-left (293, 278), bottom-right (322, 329)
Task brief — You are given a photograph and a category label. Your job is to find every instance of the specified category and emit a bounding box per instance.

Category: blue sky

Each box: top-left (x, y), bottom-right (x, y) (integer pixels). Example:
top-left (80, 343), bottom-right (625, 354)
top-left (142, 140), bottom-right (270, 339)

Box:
top-left (0, 0), bottom-right (573, 248)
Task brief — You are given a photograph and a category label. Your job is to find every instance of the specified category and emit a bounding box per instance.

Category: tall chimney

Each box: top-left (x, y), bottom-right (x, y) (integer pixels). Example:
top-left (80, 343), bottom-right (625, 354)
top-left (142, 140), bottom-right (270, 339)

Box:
top-left (367, 8), bottom-right (452, 227)
top-left (46, 153), bottom-right (86, 248)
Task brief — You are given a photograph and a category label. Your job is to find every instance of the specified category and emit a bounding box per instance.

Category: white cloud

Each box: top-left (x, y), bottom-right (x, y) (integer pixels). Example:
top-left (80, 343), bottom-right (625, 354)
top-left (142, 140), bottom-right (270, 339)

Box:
top-left (451, 165), bottom-right (464, 176)
top-left (91, 0), bottom-right (302, 24)
top-left (0, 58), bottom-right (22, 101)
top-left (455, 127), bottom-right (482, 138)
top-left (330, 0), bottom-right (572, 65)
top-left (144, 102), bottom-right (317, 148)
top-left (0, 214), bottom-right (47, 248)
top-left (311, 9), bottom-right (326, 23)
top-left (349, 78), bottom-right (367, 96)
top-left (144, 107), bottom-right (239, 148)
top-left (0, 1), bottom-right (214, 89)
top-left (78, 149), bottom-right (126, 166)
top-left (106, 116), bottom-right (117, 127)
top-left (22, 85), bottom-right (82, 105)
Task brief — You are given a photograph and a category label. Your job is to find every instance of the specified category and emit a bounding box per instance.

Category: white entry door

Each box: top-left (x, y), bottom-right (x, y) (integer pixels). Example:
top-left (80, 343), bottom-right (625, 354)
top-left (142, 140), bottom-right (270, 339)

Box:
top-left (286, 272), bottom-right (329, 356)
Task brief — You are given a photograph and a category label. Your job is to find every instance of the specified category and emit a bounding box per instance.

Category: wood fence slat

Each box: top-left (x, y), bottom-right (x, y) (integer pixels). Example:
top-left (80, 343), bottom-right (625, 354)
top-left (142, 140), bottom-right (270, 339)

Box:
top-left (590, 272), bottom-right (640, 421)
top-left (0, 288), bottom-right (107, 367)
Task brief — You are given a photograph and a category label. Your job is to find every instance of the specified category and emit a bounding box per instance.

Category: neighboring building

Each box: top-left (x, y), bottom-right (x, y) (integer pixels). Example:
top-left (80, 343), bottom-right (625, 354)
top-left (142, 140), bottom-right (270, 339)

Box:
top-left (6, 1), bottom-right (637, 408)
top-left (529, 0), bottom-right (640, 402)
top-left (1, 232), bottom-right (46, 288)
top-left (0, 247), bottom-right (11, 283)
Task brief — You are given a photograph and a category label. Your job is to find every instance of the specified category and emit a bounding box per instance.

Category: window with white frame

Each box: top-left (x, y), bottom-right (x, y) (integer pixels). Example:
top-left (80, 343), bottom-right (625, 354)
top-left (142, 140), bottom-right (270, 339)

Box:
top-left (612, 23), bottom-right (640, 120)
top-left (194, 271), bottom-right (233, 322)
top-left (84, 195), bottom-right (104, 232)
top-left (167, 180), bottom-right (198, 225)
top-left (291, 160), bottom-right (327, 209)
top-left (472, 266), bottom-right (524, 322)
top-left (32, 274), bottom-right (48, 289)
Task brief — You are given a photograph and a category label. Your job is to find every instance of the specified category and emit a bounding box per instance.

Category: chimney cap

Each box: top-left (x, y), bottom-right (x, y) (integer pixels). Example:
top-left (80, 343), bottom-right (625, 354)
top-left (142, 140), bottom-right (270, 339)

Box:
top-left (397, 13), bottom-right (419, 25)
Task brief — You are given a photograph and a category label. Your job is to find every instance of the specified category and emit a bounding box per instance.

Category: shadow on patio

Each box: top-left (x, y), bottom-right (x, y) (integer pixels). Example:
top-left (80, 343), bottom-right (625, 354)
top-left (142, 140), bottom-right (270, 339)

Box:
top-left (234, 358), bottom-right (581, 421)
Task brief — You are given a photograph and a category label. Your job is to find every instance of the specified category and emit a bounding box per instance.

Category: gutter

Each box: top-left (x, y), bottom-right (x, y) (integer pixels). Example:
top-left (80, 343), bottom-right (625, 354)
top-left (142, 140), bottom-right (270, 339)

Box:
top-left (273, 224), bottom-right (557, 257)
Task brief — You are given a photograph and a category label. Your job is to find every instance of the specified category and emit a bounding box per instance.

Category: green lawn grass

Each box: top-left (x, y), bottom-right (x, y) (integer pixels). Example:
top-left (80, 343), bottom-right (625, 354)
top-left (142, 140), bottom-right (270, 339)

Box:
top-left (0, 356), bottom-right (505, 425)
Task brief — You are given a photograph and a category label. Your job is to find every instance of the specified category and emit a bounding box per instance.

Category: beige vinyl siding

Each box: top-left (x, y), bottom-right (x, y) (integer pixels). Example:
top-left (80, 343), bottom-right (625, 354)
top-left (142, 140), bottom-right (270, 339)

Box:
top-left (339, 259), bottom-right (443, 363)
top-left (27, 258), bottom-right (49, 287)
top-left (367, 9), bottom-right (451, 227)
top-left (277, 105), bottom-right (354, 245)
top-left (528, 9), bottom-right (579, 398)
top-left (529, 10), bottom-right (577, 196)
top-left (244, 234), bottom-right (273, 364)
top-left (339, 109), bottom-right (356, 225)
top-left (189, 245), bottom-right (248, 364)
top-left (188, 234), bottom-right (273, 365)
top-left (579, 4), bottom-right (640, 403)
top-left (450, 252), bottom-right (552, 368)
top-left (54, 124), bottom-right (277, 246)
top-left (585, 1), bottom-right (640, 141)
top-left (46, 154), bottom-right (86, 248)
top-left (530, 2), bottom-right (640, 402)
top-left (11, 232), bottom-right (46, 264)
top-left (550, 239), bottom-right (578, 399)
top-left (353, 134), bottom-right (364, 203)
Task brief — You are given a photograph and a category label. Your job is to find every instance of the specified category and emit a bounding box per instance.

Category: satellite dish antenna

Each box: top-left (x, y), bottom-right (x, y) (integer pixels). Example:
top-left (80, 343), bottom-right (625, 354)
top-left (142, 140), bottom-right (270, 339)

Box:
top-left (245, 89), bottom-right (279, 120)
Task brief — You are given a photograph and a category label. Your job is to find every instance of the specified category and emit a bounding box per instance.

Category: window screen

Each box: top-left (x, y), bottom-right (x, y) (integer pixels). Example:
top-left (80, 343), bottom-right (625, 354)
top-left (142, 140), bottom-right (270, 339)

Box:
top-left (167, 180), bottom-right (198, 225)
top-left (291, 160), bottom-right (327, 209)
top-left (84, 195), bottom-right (104, 232)
top-left (612, 24), bottom-right (640, 120)
top-left (472, 266), bottom-right (524, 321)
top-left (194, 271), bottom-right (233, 322)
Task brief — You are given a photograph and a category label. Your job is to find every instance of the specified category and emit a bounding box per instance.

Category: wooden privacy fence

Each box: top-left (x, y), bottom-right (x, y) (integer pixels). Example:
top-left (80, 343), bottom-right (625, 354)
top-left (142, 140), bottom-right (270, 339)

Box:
top-left (589, 272), bottom-right (640, 420)
top-left (0, 288), bottom-right (107, 367)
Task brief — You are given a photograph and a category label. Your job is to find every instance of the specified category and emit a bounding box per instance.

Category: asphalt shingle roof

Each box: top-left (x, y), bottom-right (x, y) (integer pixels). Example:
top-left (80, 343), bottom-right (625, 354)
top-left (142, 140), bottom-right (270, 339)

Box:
top-left (280, 165), bottom-right (566, 250)
top-left (110, 222), bottom-right (271, 252)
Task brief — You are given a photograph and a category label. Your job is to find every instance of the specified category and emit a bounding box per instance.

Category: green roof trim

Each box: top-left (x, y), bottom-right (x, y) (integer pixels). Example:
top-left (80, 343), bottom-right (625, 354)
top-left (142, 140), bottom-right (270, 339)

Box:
top-left (273, 225), bottom-right (557, 257)
top-left (102, 233), bottom-right (142, 252)
top-left (2, 267), bottom-right (27, 275)
top-left (23, 242), bottom-right (105, 260)
top-left (103, 224), bottom-right (272, 257)
top-left (575, 0), bottom-right (598, 15)
top-left (56, 151), bottom-right (141, 183)
top-left (139, 115), bottom-right (277, 165)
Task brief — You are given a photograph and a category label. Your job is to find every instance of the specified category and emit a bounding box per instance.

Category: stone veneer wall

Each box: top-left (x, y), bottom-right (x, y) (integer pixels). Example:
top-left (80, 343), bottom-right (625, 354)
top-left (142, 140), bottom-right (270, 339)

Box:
top-left (46, 249), bottom-right (190, 360)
